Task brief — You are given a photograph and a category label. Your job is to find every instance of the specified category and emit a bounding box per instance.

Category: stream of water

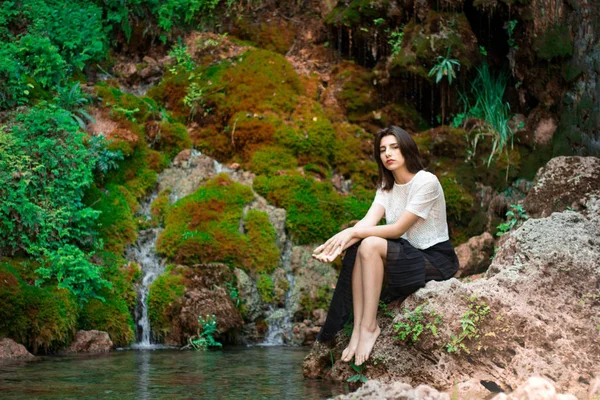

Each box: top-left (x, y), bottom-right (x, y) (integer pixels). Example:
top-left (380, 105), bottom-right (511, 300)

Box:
top-left (0, 347), bottom-right (347, 399)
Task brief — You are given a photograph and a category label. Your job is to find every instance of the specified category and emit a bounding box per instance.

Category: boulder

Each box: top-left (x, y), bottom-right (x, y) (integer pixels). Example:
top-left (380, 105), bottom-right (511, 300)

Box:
top-left (289, 245), bottom-right (339, 320)
top-left (524, 156), bottom-right (600, 218)
top-left (454, 232), bottom-right (495, 277)
top-left (492, 376), bottom-right (578, 400)
top-left (303, 209), bottom-right (600, 398)
top-left (63, 330), bottom-right (113, 353)
top-left (234, 268), bottom-right (263, 322)
top-left (332, 379), bottom-right (449, 400)
top-left (0, 338), bottom-right (34, 359)
top-left (158, 150), bottom-right (216, 203)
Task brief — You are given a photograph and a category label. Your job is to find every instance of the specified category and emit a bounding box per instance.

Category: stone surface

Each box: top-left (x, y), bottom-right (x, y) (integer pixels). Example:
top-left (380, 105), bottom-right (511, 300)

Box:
top-left (158, 150), bottom-right (216, 203)
top-left (0, 338), bottom-right (34, 359)
top-left (289, 245), bottom-right (338, 320)
top-left (163, 264), bottom-right (243, 346)
top-left (243, 195), bottom-right (288, 253)
top-left (331, 379), bottom-right (450, 400)
top-left (304, 208), bottom-right (600, 398)
top-left (454, 232), bottom-right (495, 277)
top-left (234, 268), bottom-right (263, 322)
top-left (524, 156), bottom-right (600, 218)
top-left (63, 330), bottom-right (113, 353)
top-left (491, 376), bottom-right (578, 400)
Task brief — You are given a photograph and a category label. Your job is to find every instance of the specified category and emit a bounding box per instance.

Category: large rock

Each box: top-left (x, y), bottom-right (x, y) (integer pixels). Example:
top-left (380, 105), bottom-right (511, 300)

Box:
top-left (454, 232), bottom-right (495, 277)
top-left (289, 245), bottom-right (339, 320)
top-left (234, 267), bottom-right (264, 322)
top-left (304, 209), bottom-right (600, 398)
top-left (163, 264), bottom-right (243, 346)
top-left (0, 338), bottom-right (34, 359)
top-left (332, 379), bottom-right (449, 400)
top-left (63, 330), bottom-right (113, 353)
top-left (524, 156), bottom-right (600, 218)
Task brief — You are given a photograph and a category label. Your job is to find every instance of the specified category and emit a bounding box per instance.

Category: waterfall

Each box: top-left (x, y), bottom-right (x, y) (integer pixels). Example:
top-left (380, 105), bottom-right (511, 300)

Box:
top-left (126, 191), bottom-right (167, 349)
top-left (262, 238), bottom-right (295, 346)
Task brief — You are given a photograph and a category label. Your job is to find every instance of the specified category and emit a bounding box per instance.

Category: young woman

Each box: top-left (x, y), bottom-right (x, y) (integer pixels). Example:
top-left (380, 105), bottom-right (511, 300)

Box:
top-left (312, 125), bottom-right (459, 366)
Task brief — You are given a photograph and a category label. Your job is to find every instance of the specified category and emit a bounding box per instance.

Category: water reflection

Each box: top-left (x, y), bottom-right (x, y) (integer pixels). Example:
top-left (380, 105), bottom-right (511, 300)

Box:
top-left (0, 347), bottom-right (347, 399)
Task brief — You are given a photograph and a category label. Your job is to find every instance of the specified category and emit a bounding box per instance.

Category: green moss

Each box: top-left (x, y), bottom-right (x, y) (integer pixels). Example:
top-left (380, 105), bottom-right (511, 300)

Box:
top-left (256, 273), bottom-right (275, 304)
top-left (277, 98), bottom-right (336, 164)
top-left (325, 0), bottom-right (387, 26)
top-left (299, 284), bottom-right (334, 319)
top-left (95, 82), bottom-right (161, 125)
top-left (253, 174), bottom-right (370, 244)
top-left (151, 188), bottom-right (171, 226)
top-left (534, 23), bottom-right (573, 60)
top-left (148, 270), bottom-right (185, 341)
top-left (249, 145), bottom-right (298, 175)
top-left (233, 18), bottom-right (295, 54)
top-left (244, 210), bottom-right (280, 274)
top-left (157, 174), bottom-right (261, 270)
top-left (84, 183), bottom-right (137, 254)
top-left (334, 62), bottom-right (376, 121)
top-left (0, 261), bottom-right (78, 354)
top-left (78, 296), bottom-right (134, 347)
top-left (439, 175), bottom-right (473, 226)
top-left (149, 120), bottom-right (192, 159)
top-left (146, 70), bottom-right (192, 121)
top-left (332, 123), bottom-right (377, 189)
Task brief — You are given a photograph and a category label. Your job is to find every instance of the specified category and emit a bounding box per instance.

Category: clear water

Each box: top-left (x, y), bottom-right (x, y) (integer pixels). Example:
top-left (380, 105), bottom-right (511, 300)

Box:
top-left (0, 346), bottom-right (346, 399)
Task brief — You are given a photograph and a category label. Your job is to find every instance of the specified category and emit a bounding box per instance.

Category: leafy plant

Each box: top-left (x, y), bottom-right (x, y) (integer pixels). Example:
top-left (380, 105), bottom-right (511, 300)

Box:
top-left (394, 304), bottom-right (442, 344)
top-left (496, 204), bottom-right (528, 236)
top-left (53, 82), bottom-right (95, 129)
top-left (429, 48), bottom-right (460, 125)
top-left (347, 362), bottom-right (368, 383)
top-left (184, 82), bottom-right (207, 119)
top-left (446, 298), bottom-right (490, 354)
top-left (168, 41), bottom-right (195, 73)
top-left (88, 134), bottom-right (124, 175)
top-left (0, 105), bottom-right (111, 303)
top-left (187, 314), bottom-right (223, 350)
top-left (460, 63), bottom-right (515, 168)
top-left (504, 20), bottom-right (519, 50)
top-left (388, 27), bottom-right (404, 57)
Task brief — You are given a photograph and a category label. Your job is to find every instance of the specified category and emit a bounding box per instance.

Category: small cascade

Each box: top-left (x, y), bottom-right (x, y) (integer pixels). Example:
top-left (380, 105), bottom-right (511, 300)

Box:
top-left (262, 239), bottom-right (296, 346)
top-left (127, 191), bottom-right (166, 349)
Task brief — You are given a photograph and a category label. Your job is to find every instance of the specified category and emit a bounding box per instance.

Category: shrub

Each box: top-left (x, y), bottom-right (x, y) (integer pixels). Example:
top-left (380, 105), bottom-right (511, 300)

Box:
top-left (0, 106), bottom-right (111, 302)
top-left (256, 273), bottom-right (275, 304)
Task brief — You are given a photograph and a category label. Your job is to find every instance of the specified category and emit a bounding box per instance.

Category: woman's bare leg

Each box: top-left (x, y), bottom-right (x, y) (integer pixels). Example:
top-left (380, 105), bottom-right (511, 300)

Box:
top-left (341, 255), bottom-right (363, 362)
top-left (355, 236), bottom-right (386, 366)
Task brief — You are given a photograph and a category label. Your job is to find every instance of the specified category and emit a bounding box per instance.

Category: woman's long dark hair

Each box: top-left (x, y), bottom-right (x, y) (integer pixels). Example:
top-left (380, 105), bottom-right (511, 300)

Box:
top-left (374, 126), bottom-right (424, 191)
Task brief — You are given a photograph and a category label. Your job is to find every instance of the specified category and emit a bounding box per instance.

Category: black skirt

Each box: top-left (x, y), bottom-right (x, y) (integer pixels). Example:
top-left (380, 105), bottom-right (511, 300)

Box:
top-left (317, 238), bottom-right (459, 343)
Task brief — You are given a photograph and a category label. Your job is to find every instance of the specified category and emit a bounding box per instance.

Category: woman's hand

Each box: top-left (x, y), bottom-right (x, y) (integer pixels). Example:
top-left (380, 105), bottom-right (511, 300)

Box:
top-left (312, 228), bottom-right (356, 263)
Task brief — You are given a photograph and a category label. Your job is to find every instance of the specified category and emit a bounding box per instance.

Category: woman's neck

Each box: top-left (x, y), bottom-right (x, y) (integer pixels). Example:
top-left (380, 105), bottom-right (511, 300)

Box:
top-left (392, 168), bottom-right (416, 185)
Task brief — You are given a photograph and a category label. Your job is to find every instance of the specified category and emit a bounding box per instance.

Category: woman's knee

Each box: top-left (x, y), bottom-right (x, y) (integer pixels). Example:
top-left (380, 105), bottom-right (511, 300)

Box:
top-left (357, 236), bottom-right (387, 258)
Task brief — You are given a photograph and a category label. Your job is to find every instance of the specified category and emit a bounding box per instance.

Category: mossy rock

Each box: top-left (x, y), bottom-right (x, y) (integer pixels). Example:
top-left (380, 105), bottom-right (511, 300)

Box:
top-left (78, 295), bottom-right (134, 347)
top-left (0, 261), bottom-right (79, 354)
top-left (95, 82), bottom-right (162, 125)
top-left (256, 273), bottom-right (276, 304)
top-left (146, 70), bottom-right (193, 122)
top-left (156, 174), bottom-right (279, 274)
top-left (84, 183), bottom-right (137, 255)
top-left (151, 188), bottom-right (172, 226)
top-left (145, 120), bottom-right (191, 160)
top-left (233, 18), bottom-right (295, 54)
top-left (439, 174), bottom-right (474, 227)
top-left (148, 268), bottom-right (185, 341)
top-left (332, 62), bottom-right (376, 121)
top-left (325, 0), bottom-right (388, 26)
top-left (331, 122), bottom-right (377, 189)
top-left (253, 174), bottom-right (370, 244)
top-left (249, 145), bottom-right (298, 176)
top-left (390, 11), bottom-right (479, 79)
top-left (533, 23), bottom-right (573, 60)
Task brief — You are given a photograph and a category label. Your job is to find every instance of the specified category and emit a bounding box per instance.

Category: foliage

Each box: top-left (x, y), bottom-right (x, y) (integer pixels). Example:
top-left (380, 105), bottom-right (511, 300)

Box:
top-left (53, 82), bottom-right (96, 129)
top-left (504, 19), bottom-right (519, 50)
top-left (428, 48), bottom-right (460, 85)
top-left (256, 273), bottom-right (276, 304)
top-left (388, 28), bottom-right (404, 57)
top-left (496, 204), bottom-right (528, 237)
top-left (0, 106), bottom-right (111, 302)
top-left (393, 304), bottom-right (442, 344)
top-left (187, 314), bottom-right (223, 350)
top-left (88, 135), bottom-right (125, 175)
top-left (347, 362), bottom-right (368, 383)
top-left (0, 42), bottom-right (30, 109)
top-left (168, 41), bottom-right (196, 73)
top-left (446, 298), bottom-right (490, 354)
top-left (533, 23), bottom-right (573, 60)
top-left (459, 63), bottom-right (515, 166)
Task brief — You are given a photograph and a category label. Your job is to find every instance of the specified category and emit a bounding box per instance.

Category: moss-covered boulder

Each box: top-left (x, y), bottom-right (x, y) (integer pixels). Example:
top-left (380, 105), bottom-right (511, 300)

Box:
top-left (157, 174), bottom-right (279, 274)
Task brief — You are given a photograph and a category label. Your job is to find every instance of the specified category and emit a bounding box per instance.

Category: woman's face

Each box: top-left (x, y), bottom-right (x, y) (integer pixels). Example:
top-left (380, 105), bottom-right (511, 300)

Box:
top-left (379, 134), bottom-right (404, 171)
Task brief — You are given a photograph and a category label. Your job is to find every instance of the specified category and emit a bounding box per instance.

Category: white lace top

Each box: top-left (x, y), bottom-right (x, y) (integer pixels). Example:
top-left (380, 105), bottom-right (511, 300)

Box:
top-left (372, 170), bottom-right (449, 249)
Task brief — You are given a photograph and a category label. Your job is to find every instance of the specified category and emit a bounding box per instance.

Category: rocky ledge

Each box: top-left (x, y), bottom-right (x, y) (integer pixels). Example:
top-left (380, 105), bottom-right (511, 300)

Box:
top-left (303, 156), bottom-right (600, 399)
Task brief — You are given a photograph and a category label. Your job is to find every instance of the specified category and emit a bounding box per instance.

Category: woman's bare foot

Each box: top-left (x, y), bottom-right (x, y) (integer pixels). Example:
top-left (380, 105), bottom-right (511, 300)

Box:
top-left (341, 329), bottom-right (360, 362)
top-left (354, 325), bottom-right (381, 366)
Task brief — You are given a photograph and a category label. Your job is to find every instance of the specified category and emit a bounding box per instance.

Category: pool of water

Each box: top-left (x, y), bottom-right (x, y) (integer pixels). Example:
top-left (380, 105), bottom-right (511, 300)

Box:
top-left (0, 346), bottom-right (347, 399)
